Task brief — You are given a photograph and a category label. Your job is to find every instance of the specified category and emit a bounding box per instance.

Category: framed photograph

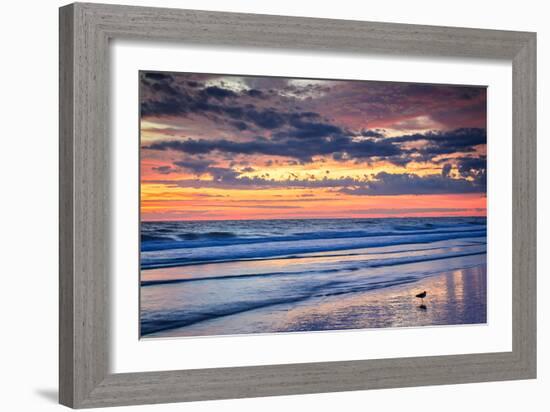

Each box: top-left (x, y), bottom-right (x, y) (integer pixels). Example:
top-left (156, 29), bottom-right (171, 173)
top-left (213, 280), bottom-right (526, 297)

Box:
top-left (138, 71), bottom-right (489, 339)
top-left (59, 2), bottom-right (536, 408)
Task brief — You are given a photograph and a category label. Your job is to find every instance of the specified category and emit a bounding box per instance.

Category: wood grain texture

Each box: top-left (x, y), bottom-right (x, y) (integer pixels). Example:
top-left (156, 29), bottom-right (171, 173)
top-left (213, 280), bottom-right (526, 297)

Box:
top-left (60, 3), bottom-right (110, 406)
top-left (512, 34), bottom-right (537, 373)
top-left (59, 5), bottom-right (75, 406)
top-left (59, 2), bottom-right (537, 408)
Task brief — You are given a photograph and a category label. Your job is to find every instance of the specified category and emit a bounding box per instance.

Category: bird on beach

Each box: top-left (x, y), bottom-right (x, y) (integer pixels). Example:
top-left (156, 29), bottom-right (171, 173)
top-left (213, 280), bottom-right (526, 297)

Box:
top-left (415, 291), bottom-right (427, 304)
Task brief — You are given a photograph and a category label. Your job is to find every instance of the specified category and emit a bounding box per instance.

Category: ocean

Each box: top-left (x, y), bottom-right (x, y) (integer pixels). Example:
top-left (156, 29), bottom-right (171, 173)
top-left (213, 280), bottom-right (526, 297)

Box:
top-left (140, 217), bottom-right (487, 337)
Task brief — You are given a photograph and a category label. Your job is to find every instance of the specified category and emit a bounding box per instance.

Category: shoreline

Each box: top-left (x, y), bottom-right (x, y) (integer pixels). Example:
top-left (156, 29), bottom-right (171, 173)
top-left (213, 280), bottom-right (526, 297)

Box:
top-left (147, 264), bottom-right (487, 338)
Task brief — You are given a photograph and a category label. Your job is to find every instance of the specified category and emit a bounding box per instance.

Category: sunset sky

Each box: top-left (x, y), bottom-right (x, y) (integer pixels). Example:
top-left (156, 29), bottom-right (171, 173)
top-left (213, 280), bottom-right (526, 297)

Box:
top-left (140, 72), bottom-right (487, 221)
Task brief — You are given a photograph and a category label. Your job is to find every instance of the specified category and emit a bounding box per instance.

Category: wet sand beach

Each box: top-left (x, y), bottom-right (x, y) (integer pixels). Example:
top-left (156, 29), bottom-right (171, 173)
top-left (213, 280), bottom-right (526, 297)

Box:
top-left (147, 264), bottom-right (486, 338)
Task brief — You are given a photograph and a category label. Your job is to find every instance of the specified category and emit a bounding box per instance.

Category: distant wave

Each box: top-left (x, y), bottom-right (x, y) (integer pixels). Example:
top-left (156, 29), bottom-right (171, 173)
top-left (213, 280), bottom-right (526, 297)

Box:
top-left (141, 227), bottom-right (485, 252)
top-left (142, 231), bottom-right (236, 243)
top-left (140, 229), bottom-right (486, 269)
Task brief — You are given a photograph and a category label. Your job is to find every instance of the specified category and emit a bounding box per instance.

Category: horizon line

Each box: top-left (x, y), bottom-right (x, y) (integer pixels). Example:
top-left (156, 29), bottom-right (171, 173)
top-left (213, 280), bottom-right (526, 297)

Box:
top-left (141, 214), bottom-right (487, 223)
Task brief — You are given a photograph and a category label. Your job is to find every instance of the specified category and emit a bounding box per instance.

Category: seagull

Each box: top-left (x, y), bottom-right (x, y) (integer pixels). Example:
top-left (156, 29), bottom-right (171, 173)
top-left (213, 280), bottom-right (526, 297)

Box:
top-left (415, 291), bottom-right (427, 304)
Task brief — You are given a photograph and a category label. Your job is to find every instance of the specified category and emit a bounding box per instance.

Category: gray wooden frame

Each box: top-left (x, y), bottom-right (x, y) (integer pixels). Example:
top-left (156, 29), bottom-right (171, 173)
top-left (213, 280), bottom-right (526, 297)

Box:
top-left (59, 2), bottom-right (536, 408)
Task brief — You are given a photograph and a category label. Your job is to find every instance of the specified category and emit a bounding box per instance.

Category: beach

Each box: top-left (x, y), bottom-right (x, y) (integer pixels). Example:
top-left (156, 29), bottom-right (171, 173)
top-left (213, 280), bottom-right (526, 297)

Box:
top-left (148, 264), bottom-right (486, 338)
top-left (140, 217), bottom-right (487, 338)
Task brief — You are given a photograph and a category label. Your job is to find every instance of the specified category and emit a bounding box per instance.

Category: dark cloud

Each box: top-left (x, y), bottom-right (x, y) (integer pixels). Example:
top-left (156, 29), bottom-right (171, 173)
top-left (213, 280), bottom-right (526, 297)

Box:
top-left (456, 156), bottom-right (486, 186)
top-left (142, 72), bottom-right (173, 82)
top-left (141, 72), bottom-right (179, 97)
top-left (246, 89), bottom-right (264, 98)
top-left (140, 73), bottom-right (485, 165)
top-left (388, 128), bottom-right (486, 158)
top-left (147, 174), bottom-right (360, 190)
top-left (146, 133), bottom-right (401, 163)
top-left (201, 167), bottom-right (241, 181)
top-left (141, 98), bottom-right (189, 116)
top-left (200, 86), bottom-right (237, 100)
top-left (141, 83), bottom-right (323, 132)
top-left (360, 129), bottom-right (385, 138)
top-left (340, 171), bottom-right (485, 196)
top-left (145, 122), bottom-right (484, 173)
top-left (146, 168), bottom-right (484, 195)
top-left (245, 108), bottom-right (286, 129)
top-left (231, 121), bottom-right (248, 131)
top-left (173, 158), bottom-right (214, 175)
top-left (441, 163), bottom-right (452, 177)
top-left (150, 83), bottom-right (179, 96)
top-left (282, 118), bottom-right (344, 139)
top-left (456, 156), bottom-right (486, 177)
top-left (152, 165), bottom-right (178, 175)
top-left (140, 71), bottom-right (331, 132)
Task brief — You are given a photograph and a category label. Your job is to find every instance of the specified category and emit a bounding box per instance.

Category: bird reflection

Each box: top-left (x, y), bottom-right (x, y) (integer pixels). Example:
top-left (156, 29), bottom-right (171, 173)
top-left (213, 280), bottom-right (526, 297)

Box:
top-left (416, 291), bottom-right (428, 311)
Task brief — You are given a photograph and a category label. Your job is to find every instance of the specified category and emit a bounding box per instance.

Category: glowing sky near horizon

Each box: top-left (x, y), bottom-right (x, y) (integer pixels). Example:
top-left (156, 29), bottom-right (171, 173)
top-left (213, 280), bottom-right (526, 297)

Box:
top-left (140, 72), bottom-right (486, 221)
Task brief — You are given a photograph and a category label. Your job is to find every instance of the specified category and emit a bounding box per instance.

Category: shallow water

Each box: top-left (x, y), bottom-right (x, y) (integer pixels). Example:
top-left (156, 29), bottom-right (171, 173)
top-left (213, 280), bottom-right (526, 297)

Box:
top-left (150, 265), bottom-right (487, 337)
